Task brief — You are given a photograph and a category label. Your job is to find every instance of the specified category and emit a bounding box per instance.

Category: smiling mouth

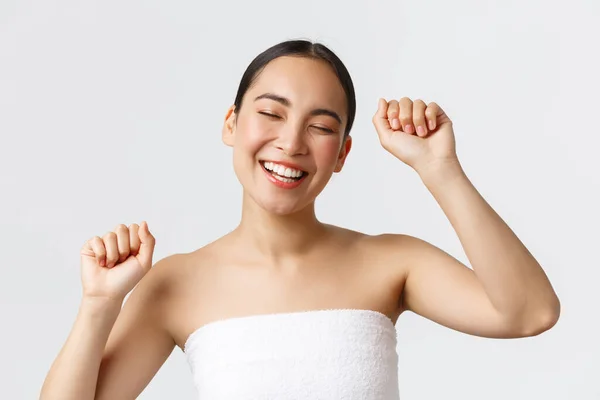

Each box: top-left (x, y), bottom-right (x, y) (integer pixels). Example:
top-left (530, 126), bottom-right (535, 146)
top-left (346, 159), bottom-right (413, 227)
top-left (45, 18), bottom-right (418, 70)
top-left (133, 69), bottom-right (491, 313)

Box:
top-left (259, 160), bottom-right (308, 183)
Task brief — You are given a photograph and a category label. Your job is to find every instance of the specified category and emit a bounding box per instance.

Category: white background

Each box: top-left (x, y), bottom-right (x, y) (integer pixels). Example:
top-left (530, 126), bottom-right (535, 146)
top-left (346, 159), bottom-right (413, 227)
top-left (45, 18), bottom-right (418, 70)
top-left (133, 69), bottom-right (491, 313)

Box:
top-left (1, 0), bottom-right (598, 399)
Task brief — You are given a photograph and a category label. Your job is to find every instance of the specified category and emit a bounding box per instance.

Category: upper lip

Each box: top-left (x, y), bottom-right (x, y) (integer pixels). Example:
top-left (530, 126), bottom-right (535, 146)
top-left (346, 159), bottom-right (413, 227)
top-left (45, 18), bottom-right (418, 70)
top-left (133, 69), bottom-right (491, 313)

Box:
top-left (261, 159), bottom-right (308, 173)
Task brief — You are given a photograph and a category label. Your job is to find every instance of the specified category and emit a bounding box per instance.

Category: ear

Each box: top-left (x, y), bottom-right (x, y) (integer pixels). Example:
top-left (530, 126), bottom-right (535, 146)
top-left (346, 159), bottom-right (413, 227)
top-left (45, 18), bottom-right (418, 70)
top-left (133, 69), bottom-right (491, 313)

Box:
top-left (334, 135), bottom-right (352, 173)
top-left (221, 105), bottom-right (237, 147)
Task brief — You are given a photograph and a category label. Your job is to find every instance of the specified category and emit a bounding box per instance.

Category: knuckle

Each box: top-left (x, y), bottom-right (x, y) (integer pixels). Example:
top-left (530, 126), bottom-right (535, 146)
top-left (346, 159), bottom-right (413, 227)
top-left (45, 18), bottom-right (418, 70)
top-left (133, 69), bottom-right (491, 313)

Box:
top-left (103, 231), bottom-right (116, 240)
top-left (413, 113), bottom-right (425, 123)
top-left (115, 224), bottom-right (128, 232)
top-left (399, 113), bottom-right (412, 123)
top-left (378, 133), bottom-right (390, 146)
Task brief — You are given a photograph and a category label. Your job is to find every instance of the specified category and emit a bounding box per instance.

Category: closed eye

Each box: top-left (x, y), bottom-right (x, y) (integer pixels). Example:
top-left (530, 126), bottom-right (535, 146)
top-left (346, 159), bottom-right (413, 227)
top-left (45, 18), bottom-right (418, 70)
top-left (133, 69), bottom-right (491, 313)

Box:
top-left (258, 111), bottom-right (280, 119)
top-left (312, 126), bottom-right (335, 133)
top-left (259, 112), bottom-right (335, 133)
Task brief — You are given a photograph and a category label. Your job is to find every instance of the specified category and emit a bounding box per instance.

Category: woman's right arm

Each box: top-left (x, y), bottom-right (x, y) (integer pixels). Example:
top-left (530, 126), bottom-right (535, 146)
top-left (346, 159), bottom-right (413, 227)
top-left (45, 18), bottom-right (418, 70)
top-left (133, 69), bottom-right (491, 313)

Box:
top-left (40, 222), bottom-right (176, 400)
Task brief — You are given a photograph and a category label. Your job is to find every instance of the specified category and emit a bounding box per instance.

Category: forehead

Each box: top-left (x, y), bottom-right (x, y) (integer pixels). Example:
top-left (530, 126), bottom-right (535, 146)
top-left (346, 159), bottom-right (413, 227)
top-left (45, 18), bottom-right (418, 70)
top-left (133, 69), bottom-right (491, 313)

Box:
top-left (248, 56), bottom-right (347, 113)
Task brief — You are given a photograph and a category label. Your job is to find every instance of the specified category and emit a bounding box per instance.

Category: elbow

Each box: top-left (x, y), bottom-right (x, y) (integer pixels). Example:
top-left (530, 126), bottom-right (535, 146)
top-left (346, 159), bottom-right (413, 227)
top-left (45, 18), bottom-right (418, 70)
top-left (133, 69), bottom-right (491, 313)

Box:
top-left (519, 298), bottom-right (561, 337)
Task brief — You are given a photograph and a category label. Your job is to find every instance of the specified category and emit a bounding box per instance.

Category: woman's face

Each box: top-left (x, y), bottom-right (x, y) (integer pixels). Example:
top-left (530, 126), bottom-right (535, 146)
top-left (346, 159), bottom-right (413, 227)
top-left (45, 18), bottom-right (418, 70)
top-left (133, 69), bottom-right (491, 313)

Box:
top-left (222, 56), bottom-right (352, 215)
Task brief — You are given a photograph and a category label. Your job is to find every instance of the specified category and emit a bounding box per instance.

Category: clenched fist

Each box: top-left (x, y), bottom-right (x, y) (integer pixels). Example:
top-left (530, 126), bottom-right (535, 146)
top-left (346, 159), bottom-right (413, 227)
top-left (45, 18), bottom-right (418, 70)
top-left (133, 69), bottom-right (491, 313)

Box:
top-left (80, 221), bottom-right (156, 301)
top-left (372, 97), bottom-right (457, 174)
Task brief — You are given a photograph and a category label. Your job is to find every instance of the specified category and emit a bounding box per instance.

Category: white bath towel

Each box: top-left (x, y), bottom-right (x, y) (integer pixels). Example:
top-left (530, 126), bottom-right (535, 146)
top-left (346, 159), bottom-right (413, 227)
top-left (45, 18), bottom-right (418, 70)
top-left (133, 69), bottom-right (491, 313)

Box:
top-left (183, 308), bottom-right (400, 399)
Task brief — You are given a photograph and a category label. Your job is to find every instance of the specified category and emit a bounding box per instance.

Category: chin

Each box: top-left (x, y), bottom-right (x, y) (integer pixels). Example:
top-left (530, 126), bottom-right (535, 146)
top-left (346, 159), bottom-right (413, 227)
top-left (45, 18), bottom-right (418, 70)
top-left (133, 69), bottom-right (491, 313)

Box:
top-left (235, 161), bottom-right (325, 216)
top-left (256, 197), bottom-right (308, 216)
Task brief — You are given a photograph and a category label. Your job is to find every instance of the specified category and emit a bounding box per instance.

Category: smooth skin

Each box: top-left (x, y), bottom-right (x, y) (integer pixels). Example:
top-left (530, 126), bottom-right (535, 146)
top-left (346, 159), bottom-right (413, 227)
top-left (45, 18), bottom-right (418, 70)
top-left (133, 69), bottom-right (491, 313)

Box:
top-left (40, 56), bottom-right (560, 400)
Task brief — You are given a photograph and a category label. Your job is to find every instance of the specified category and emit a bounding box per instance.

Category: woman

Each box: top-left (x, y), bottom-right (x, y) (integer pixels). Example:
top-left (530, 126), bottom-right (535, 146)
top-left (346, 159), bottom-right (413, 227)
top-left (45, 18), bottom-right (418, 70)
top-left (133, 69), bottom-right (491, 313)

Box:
top-left (40, 39), bottom-right (560, 400)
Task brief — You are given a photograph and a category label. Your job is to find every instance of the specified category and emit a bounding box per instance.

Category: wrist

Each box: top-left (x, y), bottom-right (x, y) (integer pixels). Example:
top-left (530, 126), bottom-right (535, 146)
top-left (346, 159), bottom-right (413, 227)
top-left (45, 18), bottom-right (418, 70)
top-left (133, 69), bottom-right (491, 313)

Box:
top-left (80, 295), bottom-right (123, 316)
top-left (416, 158), bottom-right (466, 188)
top-left (74, 296), bottom-right (122, 342)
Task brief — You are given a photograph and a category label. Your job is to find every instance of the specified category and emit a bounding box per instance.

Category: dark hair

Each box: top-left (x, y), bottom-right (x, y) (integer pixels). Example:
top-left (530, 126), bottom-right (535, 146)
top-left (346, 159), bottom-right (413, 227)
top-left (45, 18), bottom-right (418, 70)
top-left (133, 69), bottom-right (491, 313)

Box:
top-left (233, 39), bottom-right (356, 138)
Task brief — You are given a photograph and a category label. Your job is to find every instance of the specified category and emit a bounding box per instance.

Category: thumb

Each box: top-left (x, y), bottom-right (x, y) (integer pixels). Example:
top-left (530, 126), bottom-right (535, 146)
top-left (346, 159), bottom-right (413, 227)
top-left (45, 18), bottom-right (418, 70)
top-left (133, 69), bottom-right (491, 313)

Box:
top-left (137, 221), bottom-right (155, 268)
top-left (372, 98), bottom-right (393, 143)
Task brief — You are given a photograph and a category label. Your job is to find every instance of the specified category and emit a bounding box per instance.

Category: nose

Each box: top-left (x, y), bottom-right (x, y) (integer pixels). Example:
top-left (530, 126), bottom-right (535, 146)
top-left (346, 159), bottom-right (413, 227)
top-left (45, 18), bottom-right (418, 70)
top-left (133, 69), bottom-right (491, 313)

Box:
top-left (275, 122), bottom-right (308, 156)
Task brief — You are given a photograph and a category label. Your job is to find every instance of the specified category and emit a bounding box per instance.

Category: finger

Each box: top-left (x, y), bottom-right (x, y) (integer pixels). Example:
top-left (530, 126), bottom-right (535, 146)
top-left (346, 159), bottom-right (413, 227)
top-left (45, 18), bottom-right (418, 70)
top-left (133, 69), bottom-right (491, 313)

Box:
top-left (103, 232), bottom-right (119, 269)
top-left (129, 223), bottom-right (141, 256)
top-left (385, 100), bottom-right (401, 130)
top-left (114, 224), bottom-right (131, 263)
top-left (372, 98), bottom-right (392, 140)
top-left (137, 221), bottom-right (156, 268)
top-left (374, 97), bottom-right (389, 120)
top-left (413, 99), bottom-right (428, 137)
top-left (398, 97), bottom-right (414, 134)
top-left (89, 236), bottom-right (107, 267)
top-left (81, 239), bottom-right (94, 257)
top-left (425, 102), bottom-right (442, 130)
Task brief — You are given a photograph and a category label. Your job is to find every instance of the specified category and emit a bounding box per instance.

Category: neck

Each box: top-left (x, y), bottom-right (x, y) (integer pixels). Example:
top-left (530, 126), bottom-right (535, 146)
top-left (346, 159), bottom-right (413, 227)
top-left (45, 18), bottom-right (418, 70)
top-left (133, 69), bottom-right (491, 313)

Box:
top-left (232, 192), bottom-right (328, 262)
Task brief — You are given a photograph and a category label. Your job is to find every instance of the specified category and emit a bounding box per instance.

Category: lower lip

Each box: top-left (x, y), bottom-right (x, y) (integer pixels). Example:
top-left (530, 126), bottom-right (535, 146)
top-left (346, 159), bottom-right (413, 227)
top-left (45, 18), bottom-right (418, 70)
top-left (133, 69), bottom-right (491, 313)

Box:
top-left (260, 162), bottom-right (307, 189)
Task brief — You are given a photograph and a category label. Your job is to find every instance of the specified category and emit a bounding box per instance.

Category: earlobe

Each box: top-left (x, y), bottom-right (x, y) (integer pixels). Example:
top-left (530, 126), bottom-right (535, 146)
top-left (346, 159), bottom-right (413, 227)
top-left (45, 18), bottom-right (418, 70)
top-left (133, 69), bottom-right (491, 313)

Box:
top-left (221, 105), bottom-right (236, 147)
top-left (334, 135), bottom-right (352, 173)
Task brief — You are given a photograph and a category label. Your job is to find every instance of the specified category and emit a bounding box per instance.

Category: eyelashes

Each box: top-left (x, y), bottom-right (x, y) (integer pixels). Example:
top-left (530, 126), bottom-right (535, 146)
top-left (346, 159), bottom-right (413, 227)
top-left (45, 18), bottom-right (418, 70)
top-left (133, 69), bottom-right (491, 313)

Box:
top-left (257, 112), bottom-right (335, 134)
top-left (258, 111), bottom-right (280, 119)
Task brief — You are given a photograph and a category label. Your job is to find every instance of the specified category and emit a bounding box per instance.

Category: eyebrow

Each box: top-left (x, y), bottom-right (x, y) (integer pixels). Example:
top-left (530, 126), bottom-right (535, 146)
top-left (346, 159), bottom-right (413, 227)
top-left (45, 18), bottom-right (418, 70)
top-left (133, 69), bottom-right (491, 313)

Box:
top-left (254, 92), bottom-right (342, 125)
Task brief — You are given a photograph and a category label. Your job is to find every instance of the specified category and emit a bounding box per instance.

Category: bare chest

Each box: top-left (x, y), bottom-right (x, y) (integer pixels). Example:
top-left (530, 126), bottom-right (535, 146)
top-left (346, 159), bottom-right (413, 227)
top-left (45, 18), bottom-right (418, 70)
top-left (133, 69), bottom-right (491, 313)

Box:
top-left (169, 243), bottom-right (404, 348)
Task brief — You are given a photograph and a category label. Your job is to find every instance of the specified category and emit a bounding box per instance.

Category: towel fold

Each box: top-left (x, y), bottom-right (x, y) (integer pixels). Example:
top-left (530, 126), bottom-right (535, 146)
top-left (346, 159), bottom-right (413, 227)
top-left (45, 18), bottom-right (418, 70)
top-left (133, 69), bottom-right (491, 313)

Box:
top-left (184, 308), bottom-right (400, 399)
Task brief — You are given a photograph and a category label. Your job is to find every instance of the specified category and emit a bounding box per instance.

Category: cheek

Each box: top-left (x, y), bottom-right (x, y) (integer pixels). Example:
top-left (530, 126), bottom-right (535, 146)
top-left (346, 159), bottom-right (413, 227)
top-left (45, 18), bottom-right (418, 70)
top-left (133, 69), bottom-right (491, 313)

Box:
top-left (315, 137), bottom-right (344, 167)
top-left (236, 117), bottom-right (273, 150)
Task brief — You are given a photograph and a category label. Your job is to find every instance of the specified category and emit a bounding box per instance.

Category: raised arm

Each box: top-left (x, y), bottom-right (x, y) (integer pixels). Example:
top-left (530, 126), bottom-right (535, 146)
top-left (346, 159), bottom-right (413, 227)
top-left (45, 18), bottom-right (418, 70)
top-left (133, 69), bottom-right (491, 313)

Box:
top-left (388, 163), bottom-right (559, 337)
top-left (40, 223), bottom-right (176, 400)
top-left (372, 97), bottom-right (560, 338)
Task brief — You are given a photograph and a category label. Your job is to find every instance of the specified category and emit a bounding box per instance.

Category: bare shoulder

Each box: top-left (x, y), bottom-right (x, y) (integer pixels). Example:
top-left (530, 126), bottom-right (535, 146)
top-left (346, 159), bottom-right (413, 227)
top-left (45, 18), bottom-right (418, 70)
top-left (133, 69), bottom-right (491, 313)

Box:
top-left (360, 231), bottom-right (441, 264)
top-left (136, 253), bottom-right (189, 300)
top-left (318, 224), bottom-right (416, 261)
top-left (144, 243), bottom-right (223, 288)
top-left (143, 248), bottom-right (219, 300)
top-left (122, 250), bottom-right (215, 334)
top-left (112, 253), bottom-right (191, 334)
top-left (341, 229), bottom-right (412, 263)
top-left (362, 232), bottom-right (461, 283)
top-left (316, 226), bottom-right (416, 276)
top-left (317, 227), bottom-right (415, 317)
top-left (354, 231), bottom-right (455, 280)
top-left (147, 232), bottom-right (247, 296)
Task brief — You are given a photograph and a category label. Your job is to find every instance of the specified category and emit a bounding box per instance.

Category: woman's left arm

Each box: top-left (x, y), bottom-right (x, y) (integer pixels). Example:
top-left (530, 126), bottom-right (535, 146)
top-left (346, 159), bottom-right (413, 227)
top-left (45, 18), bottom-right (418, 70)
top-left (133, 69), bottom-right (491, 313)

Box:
top-left (417, 160), bottom-right (560, 336)
top-left (373, 97), bottom-right (560, 338)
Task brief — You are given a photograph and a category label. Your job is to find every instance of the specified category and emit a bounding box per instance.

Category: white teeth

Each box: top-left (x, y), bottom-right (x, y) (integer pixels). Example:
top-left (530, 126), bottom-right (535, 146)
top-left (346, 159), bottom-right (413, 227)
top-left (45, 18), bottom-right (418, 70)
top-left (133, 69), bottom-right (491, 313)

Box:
top-left (272, 174), bottom-right (296, 183)
top-left (263, 161), bottom-right (304, 178)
